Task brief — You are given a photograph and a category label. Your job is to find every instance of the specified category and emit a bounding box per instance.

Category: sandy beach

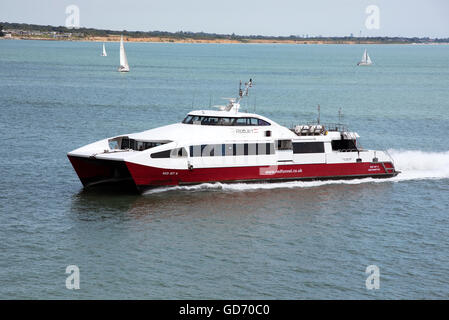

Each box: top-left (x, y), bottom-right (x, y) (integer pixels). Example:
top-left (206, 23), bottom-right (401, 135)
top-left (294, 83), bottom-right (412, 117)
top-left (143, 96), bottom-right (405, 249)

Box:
top-left (5, 34), bottom-right (397, 45)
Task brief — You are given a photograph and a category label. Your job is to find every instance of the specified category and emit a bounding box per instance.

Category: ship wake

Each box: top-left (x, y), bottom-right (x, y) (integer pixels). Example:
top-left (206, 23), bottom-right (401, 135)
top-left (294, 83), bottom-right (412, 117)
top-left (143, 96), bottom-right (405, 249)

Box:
top-left (143, 149), bottom-right (449, 194)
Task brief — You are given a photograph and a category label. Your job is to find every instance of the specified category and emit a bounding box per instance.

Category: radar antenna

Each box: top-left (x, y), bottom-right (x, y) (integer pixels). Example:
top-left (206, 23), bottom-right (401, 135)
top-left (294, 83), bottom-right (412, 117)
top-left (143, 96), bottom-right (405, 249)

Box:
top-left (225, 78), bottom-right (253, 112)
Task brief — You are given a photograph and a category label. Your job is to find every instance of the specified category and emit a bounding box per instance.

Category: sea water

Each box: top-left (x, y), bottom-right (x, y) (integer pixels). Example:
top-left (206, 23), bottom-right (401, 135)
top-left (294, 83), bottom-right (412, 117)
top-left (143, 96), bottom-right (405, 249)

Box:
top-left (0, 40), bottom-right (448, 299)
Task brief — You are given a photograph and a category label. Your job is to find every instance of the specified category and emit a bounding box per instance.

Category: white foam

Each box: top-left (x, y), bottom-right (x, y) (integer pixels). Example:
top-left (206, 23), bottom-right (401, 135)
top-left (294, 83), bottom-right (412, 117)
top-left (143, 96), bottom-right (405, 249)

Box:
top-left (143, 149), bottom-right (449, 194)
top-left (388, 149), bottom-right (449, 180)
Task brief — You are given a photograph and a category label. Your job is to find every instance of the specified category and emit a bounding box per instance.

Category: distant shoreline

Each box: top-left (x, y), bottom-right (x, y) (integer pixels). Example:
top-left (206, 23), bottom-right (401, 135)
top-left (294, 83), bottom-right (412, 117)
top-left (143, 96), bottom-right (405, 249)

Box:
top-left (2, 21), bottom-right (449, 45)
top-left (3, 35), bottom-right (449, 45)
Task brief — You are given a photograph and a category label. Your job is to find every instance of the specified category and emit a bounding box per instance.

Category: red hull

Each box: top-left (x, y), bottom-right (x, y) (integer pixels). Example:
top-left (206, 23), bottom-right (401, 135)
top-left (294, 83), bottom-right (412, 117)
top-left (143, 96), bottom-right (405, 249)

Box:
top-left (125, 161), bottom-right (397, 189)
top-left (68, 155), bottom-right (397, 192)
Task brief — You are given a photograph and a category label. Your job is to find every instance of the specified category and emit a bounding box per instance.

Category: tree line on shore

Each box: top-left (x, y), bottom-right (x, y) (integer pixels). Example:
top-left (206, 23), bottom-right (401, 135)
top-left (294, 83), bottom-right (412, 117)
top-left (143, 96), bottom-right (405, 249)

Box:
top-left (1, 22), bottom-right (448, 43)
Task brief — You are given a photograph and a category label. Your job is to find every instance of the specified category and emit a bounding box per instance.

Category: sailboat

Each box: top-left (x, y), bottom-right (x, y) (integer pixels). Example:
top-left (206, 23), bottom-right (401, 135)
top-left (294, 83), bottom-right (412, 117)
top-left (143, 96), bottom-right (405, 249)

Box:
top-left (101, 43), bottom-right (107, 56)
top-left (357, 49), bottom-right (372, 66)
top-left (118, 35), bottom-right (130, 72)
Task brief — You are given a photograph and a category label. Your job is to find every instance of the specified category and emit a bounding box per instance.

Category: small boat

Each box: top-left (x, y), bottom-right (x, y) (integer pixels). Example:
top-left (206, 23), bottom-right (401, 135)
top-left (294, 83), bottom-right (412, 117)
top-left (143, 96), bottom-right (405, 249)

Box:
top-left (118, 35), bottom-right (129, 72)
top-left (357, 49), bottom-right (372, 66)
top-left (101, 43), bottom-right (107, 56)
top-left (68, 79), bottom-right (399, 193)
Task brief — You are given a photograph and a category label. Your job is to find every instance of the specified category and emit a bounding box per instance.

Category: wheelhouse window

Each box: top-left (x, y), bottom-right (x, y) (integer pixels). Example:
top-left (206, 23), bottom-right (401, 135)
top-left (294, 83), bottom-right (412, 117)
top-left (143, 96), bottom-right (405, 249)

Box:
top-left (182, 115), bottom-right (271, 126)
top-left (258, 119), bottom-right (270, 126)
top-left (182, 115), bottom-right (194, 124)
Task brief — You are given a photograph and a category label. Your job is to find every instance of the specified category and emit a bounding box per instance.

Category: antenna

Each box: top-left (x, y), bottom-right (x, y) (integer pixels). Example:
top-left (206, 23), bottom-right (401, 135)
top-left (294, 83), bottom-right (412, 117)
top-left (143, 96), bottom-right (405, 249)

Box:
top-left (317, 104), bottom-right (320, 124)
top-left (338, 107), bottom-right (342, 123)
top-left (225, 79), bottom-right (253, 112)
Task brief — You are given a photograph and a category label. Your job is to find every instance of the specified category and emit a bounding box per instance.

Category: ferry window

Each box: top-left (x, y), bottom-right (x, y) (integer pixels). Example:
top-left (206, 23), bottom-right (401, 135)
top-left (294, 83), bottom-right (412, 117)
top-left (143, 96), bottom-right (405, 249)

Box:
top-left (331, 139), bottom-right (357, 151)
top-left (225, 144), bottom-right (234, 156)
top-left (265, 130), bottom-right (272, 137)
top-left (235, 143), bottom-right (245, 156)
top-left (144, 142), bottom-right (162, 149)
top-left (150, 150), bottom-right (172, 158)
top-left (244, 144), bottom-right (249, 156)
top-left (215, 144), bottom-right (224, 156)
top-left (218, 117), bottom-right (233, 126)
top-left (182, 115), bottom-right (194, 124)
top-left (257, 143), bottom-right (265, 155)
top-left (151, 148), bottom-right (187, 158)
top-left (109, 140), bottom-right (119, 150)
top-left (121, 138), bottom-right (130, 149)
top-left (293, 142), bottom-right (325, 154)
top-left (248, 143), bottom-right (257, 155)
top-left (192, 116), bottom-right (202, 124)
top-left (175, 148), bottom-right (187, 157)
top-left (136, 141), bottom-right (145, 151)
top-left (189, 143), bottom-right (273, 157)
top-left (249, 118), bottom-right (259, 126)
top-left (205, 117), bottom-right (220, 125)
top-left (257, 143), bottom-right (275, 155)
top-left (198, 144), bottom-right (221, 157)
top-left (209, 144), bottom-right (222, 156)
top-left (277, 140), bottom-right (293, 150)
top-left (234, 118), bottom-right (248, 126)
top-left (258, 119), bottom-right (271, 126)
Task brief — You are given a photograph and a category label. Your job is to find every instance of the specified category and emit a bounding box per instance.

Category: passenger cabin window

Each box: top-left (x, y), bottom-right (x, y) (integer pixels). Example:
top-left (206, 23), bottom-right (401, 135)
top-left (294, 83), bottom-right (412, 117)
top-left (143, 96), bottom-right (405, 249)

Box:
top-left (150, 148), bottom-right (187, 159)
top-left (293, 142), bottom-right (325, 154)
top-left (189, 143), bottom-right (275, 157)
top-left (276, 140), bottom-right (293, 150)
top-left (182, 115), bottom-right (271, 126)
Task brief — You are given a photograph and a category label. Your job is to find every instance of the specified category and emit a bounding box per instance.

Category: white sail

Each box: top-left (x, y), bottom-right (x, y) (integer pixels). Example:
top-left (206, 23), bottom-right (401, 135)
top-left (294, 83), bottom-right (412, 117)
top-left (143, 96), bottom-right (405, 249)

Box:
top-left (357, 49), bottom-right (372, 66)
top-left (366, 52), bottom-right (372, 64)
top-left (102, 43), bottom-right (107, 56)
top-left (118, 35), bottom-right (130, 72)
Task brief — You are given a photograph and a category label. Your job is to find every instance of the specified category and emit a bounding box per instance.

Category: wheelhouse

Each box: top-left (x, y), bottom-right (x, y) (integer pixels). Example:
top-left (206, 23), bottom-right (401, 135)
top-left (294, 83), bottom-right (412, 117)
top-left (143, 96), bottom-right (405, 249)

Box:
top-left (182, 115), bottom-right (270, 126)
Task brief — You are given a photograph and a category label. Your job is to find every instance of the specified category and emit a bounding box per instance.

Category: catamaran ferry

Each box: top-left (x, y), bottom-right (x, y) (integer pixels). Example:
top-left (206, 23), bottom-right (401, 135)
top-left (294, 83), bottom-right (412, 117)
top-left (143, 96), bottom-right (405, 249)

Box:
top-left (68, 80), bottom-right (399, 192)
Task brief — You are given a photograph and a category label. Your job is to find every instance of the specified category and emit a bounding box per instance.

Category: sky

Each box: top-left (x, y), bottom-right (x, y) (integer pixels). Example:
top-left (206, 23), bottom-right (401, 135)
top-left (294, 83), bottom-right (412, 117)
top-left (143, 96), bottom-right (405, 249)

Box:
top-left (1, 0), bottom-right (448, 38)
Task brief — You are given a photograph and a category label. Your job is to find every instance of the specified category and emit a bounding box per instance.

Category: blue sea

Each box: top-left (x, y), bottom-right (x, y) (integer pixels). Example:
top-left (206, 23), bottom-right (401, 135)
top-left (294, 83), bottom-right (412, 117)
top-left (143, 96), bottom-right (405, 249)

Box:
top-left (0, 39), bottom-right (448, 299)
